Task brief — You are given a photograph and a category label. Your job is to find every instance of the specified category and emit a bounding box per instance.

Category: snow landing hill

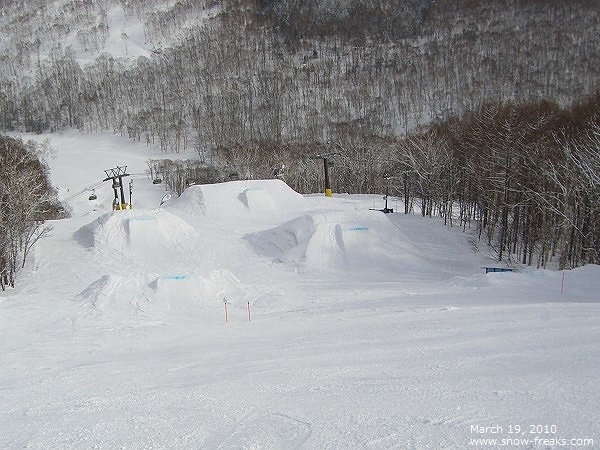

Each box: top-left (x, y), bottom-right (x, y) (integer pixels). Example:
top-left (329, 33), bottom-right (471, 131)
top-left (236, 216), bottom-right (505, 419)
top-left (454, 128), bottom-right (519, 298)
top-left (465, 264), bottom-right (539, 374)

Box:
top-left (1, 131), bottom-right (599, 449)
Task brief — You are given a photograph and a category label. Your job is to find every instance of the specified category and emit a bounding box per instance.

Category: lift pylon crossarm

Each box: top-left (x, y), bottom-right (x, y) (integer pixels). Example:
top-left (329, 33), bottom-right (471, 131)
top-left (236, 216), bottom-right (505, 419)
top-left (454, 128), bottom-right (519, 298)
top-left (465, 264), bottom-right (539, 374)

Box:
top-left (103, 166), bottom-right (130, 181)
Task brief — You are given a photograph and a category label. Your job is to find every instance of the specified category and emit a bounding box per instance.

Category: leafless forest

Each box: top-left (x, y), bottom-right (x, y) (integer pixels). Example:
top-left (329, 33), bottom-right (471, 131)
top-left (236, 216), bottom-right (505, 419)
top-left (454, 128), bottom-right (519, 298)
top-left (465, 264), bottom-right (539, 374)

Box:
top-left (0, 0), bottom-right (599, 268)
top-left (0, 136), bottom-right (60, 289)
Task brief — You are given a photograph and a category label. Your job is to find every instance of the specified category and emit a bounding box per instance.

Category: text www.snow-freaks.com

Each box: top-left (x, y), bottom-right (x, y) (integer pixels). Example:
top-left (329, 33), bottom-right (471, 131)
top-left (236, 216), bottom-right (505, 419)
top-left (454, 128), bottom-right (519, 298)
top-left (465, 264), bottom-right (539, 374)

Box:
top-left (468, 436), bottom-right (594, 447)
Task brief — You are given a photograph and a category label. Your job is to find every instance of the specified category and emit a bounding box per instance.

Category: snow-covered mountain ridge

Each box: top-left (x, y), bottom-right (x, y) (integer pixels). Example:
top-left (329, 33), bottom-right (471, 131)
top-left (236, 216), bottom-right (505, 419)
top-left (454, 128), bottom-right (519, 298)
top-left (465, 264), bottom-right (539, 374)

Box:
top-left (1, 0), bottom-right (597, 141)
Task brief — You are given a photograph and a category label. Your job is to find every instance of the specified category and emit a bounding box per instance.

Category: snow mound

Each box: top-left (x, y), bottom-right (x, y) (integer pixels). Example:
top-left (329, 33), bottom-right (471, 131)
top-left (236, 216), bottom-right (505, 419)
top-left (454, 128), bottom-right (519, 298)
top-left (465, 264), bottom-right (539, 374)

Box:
top-left (75, 209), bottom-right (198, 270)
top-left (242, 215), bottom-right (316, 265)
top-left (73, 206), bottom-right (270, 321)
top-left (76, 269), bottom-right (246, 323)
top-left (170, 179), bottom-right (306, 221)
top-left (147, 269), bottom-right (245, 305)
top-left (245, 210), bottom-right (482, 281)
top-left (76, 273), bottom-right (124, 311)
top-left (75, 272), bottom-right (154, 321)
top-left (244, 211), bottom-right (409, 274)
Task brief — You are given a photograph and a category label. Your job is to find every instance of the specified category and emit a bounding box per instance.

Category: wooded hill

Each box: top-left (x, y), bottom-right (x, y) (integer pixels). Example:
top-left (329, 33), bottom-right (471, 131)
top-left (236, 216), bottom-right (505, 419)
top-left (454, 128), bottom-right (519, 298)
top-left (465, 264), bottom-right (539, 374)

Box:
top-left (1, 0), bottom-right (597, 147)
top-left (0, 0), bottom-right (598, 268)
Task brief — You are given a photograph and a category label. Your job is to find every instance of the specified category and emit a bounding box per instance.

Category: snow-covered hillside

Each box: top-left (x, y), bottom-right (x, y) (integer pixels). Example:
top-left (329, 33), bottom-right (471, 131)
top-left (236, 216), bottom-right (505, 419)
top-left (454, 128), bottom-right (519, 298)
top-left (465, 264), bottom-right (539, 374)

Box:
top-left (1, 132), bottom-right (599, 449)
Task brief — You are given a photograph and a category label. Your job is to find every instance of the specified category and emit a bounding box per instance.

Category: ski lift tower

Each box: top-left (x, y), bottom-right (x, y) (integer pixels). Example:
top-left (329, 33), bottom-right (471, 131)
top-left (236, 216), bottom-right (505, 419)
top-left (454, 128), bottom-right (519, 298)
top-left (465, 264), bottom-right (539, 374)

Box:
top-left (314, 146), bottom-right (340, 197)
top-left (369, 173), bottom-right (394, 213)
top-left (103, 165), bottom-right (131, 210)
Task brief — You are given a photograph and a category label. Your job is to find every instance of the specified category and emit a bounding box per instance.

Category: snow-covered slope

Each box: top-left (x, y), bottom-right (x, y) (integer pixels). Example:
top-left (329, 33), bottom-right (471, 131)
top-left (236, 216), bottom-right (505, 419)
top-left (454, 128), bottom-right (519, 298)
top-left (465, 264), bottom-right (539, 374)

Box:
top-left (1, 131), bottom-right (599, 449)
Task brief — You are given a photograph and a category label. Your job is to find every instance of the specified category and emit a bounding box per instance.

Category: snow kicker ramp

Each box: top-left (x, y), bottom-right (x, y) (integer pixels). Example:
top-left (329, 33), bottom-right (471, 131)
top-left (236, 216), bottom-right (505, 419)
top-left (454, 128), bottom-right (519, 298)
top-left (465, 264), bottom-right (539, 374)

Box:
top-left (170, 179), bottom-right (307, 225)
top-left (75, 209), bottom-right (198, 272)
top-left (74, 209), bottom-right (249, 322)
top-left (244, 209), bottom-right (480, 281)
top-left (244, 211), bottom-right (405, 274)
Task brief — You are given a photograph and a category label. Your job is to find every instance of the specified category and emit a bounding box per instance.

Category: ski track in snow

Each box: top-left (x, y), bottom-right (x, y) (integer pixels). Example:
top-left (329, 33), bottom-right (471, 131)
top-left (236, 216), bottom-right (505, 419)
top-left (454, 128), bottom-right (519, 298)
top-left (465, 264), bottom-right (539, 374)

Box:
top-left (1, 131), bottom-right (599, 449)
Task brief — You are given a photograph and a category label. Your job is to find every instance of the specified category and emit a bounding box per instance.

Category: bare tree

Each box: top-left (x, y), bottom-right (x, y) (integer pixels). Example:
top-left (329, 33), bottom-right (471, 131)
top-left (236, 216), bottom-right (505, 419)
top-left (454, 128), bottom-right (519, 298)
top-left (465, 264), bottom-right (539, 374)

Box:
top-left (0, 135), bottom-right (57, 289)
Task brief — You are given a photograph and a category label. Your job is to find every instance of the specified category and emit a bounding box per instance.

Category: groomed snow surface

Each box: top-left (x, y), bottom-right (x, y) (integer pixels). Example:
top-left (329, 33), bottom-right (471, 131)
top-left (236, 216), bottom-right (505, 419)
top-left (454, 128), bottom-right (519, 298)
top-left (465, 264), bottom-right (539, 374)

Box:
top-left (1, 132), bottom-right (599, 449)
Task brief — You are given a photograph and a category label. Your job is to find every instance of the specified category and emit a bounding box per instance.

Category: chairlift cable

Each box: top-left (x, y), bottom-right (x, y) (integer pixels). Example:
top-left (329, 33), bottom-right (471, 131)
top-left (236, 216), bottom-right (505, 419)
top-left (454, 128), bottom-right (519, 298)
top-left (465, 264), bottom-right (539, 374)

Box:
top-left (60, 171), bottom-right (158, 203)
top-left (61, 179), bottom-right (104, 202)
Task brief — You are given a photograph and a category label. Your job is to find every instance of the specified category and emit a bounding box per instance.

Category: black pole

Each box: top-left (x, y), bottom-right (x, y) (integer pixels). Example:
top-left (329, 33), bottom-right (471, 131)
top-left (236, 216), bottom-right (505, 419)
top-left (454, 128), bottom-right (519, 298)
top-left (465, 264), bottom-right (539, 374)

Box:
top-left (113, 186), bottom-right (119, 208)
top-left (323, 157), bottom-right (332, 197)
top-left (382, 174), bottom-right (393, 213)
top-left (129, 180), bottom-right (133, 208)
top-left (118, 176), bottom-right (126, 208)
top-left (313, 150), bottom-right (338, 197)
